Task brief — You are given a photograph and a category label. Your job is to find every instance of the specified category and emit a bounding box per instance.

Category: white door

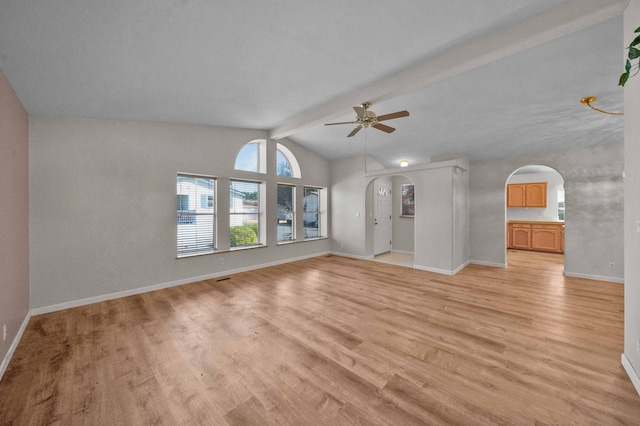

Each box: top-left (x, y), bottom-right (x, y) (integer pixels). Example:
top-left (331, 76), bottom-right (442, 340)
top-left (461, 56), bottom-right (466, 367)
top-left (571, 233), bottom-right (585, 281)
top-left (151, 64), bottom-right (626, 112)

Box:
top-left (373, 180), bottom-right (392, 255)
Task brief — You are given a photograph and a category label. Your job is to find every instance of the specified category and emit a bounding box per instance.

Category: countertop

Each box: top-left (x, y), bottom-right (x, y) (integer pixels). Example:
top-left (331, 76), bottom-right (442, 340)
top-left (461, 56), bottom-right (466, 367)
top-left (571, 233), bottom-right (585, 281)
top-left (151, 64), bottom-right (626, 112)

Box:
top-left (508, 220), bottom-right (564, 225)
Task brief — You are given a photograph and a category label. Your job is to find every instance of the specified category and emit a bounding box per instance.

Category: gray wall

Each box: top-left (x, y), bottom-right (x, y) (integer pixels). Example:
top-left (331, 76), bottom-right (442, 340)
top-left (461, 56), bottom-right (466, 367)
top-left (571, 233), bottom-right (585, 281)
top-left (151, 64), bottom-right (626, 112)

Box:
top-left (0, 69), bottom-right (29, 371)
top-left (392, 176), bottom-right (415, 253)
top-left (507, 171), bottom-right (565, 221)
top-left (470, 143), bottom-right (624, 281)
top-left (624, 0), bottom-right (640, 393)
top-left (330, 156), bottom-right (469, 274)
top-left (29, 116), bottom-right (331, 309)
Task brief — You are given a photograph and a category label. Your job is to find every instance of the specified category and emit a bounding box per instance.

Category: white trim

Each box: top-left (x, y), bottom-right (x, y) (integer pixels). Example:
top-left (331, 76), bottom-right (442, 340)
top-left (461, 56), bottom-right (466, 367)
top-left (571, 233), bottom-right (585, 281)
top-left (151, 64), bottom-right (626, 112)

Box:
top-left (563, 271), bottom-right (624, 284)
top-left (391, 249), bottom-right (414, 255)
top-left (452, 261), bottom-right (470, 275)
top-left (413, 264), bottom-right (456, 276)
top-left (31, 251), bottom-right (331, 316)
top-left (470, 260), bottom-right (507, 268)
top-left (0, 311), bottom-right (32, 382)
top-left (330, 251), bottom-right (374, 261)
top-left (622, 353), bottom-right (640, 396)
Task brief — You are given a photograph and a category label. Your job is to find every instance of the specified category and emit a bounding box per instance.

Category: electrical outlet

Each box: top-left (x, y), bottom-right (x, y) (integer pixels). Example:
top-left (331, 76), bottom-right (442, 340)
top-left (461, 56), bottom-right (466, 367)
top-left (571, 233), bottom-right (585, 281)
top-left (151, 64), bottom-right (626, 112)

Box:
top-left (2, 324), bottom-right (6, 342)
top-left (608, 261), bottom-right (616, 270)
top-left (219, 257), bottom-right (224, 265)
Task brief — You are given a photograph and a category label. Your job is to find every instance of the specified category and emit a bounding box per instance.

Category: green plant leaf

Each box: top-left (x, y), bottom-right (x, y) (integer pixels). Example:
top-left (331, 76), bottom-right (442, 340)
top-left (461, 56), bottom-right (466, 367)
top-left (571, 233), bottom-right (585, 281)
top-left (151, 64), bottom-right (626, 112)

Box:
top-left (635, 26), bottom-right (640, 33)
top-left (626, 59), bottom-right (632, 72)
top-left (630, 47), bottom-right (640, 60)
top-left (619, 72), bottom-right (629, 87)
top-left (631, 34), bottom-right (640, 47)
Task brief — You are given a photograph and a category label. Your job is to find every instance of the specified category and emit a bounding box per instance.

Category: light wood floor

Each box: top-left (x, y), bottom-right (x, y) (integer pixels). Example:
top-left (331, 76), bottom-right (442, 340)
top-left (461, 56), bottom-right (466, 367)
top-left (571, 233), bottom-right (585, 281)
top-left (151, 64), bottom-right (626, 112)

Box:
top-left (1, 250), bottom-right (639, 425)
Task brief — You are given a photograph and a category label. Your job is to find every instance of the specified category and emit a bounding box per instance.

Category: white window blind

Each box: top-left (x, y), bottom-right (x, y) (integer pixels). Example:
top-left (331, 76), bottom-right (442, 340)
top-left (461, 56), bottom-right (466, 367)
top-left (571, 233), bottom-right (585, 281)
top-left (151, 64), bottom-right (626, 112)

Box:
top-left (177, 174), bottom-right (215, 257)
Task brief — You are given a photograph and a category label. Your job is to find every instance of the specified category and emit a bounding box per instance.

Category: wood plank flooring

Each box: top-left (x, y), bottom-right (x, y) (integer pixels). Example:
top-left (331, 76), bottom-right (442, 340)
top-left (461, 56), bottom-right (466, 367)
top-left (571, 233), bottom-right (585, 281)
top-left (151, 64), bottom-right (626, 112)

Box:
top-left (1, 250), bottom-right (639, 425)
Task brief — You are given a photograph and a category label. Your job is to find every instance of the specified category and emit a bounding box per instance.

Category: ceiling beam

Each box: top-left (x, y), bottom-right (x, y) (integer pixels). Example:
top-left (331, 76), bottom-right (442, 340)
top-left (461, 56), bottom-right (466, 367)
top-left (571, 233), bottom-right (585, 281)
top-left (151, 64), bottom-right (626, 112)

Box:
top-left (269, 0), bottom-right (628, 140)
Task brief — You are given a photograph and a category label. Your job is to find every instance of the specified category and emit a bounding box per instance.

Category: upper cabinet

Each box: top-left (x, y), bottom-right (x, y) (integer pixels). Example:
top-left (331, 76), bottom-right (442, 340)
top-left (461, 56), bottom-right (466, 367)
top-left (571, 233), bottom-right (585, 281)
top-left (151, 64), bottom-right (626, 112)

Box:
top-left (507, 182), bottom-right (547, 208)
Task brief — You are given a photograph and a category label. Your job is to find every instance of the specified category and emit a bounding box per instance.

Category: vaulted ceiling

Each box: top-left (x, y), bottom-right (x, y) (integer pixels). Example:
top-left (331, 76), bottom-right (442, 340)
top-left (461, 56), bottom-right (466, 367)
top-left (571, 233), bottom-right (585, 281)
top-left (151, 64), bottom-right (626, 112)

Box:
top-left (0, 0), bottom-right (627, 167)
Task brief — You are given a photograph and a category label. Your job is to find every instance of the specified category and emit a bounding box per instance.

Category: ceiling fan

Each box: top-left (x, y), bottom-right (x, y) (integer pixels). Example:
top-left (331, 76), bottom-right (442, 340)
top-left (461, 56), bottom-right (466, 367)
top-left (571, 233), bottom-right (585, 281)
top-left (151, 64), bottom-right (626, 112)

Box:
top-left (325, 102), bottom-right (410, 137)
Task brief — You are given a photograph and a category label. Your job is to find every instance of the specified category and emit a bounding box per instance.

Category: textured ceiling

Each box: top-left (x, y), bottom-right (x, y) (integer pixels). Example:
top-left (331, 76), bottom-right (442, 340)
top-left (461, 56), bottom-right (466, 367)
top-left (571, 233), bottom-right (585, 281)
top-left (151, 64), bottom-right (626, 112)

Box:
top-left (0, 0), bottom-right (627, 167)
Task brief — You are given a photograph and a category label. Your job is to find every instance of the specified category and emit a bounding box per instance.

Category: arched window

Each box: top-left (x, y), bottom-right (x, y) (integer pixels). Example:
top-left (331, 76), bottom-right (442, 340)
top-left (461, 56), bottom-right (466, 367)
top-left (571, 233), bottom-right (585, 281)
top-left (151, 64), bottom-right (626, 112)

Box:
top-left (276, 143), bottom-right (301, 178)
top-left (235, 140), bottom-right (266, 173)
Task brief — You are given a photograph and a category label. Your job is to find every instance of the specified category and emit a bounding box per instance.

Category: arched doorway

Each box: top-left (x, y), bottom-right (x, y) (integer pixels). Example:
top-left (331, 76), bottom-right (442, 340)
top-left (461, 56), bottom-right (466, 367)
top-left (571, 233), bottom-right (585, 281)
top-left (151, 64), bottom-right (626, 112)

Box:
top-left (367, 175), bottom-right (415, 268)
top-left (505, 165), bottom-right (565, 267)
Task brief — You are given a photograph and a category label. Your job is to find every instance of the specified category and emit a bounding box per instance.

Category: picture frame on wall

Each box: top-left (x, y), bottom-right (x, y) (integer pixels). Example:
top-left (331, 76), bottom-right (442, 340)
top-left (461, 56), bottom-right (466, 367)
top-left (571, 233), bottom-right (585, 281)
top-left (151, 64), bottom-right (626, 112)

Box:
top-left (401, 183), bottom-right (414, 217)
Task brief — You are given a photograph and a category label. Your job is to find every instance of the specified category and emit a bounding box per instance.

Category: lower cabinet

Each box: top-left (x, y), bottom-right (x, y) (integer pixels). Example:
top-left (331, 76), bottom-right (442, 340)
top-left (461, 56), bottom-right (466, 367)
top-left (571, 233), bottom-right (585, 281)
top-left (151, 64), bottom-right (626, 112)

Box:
top-left (507, 221), bottom-right (564, 253)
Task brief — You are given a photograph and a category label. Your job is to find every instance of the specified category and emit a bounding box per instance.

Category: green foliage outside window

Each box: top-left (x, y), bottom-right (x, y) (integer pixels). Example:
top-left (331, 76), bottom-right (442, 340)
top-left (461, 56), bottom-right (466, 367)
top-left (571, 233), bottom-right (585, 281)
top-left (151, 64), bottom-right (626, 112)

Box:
top-left (230, 223), bottom-right (258, 247)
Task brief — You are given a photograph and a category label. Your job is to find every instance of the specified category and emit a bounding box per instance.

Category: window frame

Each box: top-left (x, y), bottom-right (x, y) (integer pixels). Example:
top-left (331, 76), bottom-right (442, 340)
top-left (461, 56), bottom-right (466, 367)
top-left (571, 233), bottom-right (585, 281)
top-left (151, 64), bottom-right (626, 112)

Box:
top-left (229, 178), bottom-right (264, 249)
top-left (277, 183), bottom-right (296, 243)
top-left (276, 143), bottom-right (301, 178)
top-left (176, 173), bottom-right (216, 258)
top-left (234, 139), bottom-right (267, 174)
top-left (303, 186), bottom-right (325, 240)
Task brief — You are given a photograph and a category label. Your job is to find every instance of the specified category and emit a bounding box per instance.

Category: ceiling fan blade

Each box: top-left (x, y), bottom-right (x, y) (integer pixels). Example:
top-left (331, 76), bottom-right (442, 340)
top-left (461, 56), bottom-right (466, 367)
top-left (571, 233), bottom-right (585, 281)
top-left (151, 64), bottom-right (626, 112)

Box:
top-left (347, 126), bottom-right (362, 137)
top-left (376, 110), bottom-right (410, 122)
top-left (372, 123), bottom-right (396, 134)
top-left (325, 121), bottom-right (356, 126)
top-left (353, 105), bottom-right (366, 118)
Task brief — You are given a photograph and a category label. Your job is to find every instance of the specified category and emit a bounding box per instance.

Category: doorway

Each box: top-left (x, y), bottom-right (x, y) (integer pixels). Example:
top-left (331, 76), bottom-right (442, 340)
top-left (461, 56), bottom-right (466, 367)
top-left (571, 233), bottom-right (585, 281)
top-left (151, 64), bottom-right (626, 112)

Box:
top-left (369, 176), bottom-right (415, 267)
top-left (506, 165), bottom-right (565, 267)
top-left (373, 179), bottom-right (392, 255)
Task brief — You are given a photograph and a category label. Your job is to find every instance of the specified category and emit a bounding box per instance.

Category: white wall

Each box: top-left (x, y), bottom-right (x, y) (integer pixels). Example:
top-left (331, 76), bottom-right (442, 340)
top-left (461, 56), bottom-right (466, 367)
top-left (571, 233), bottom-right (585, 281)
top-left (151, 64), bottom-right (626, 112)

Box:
top-left (29, 116), bottom-right (331, 309)
top-left (507, 171), bottom-right (565, 221)
top-left (470, 143), bottom-right (624, 281)
top-left (623, 0), bottom-right (640, 395)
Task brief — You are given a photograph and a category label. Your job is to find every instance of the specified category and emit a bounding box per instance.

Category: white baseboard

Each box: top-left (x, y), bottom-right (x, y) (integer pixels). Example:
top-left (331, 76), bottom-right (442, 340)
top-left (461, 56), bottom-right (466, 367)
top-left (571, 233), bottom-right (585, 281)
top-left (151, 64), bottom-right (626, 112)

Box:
top-left (0, 311), bottom-right (32, 382)
top-left (622, 353), bottom-right (640, 396)
top-left (470, 260), bottom-right (507, 268)
top-left (413, 264), bottom-right (456, 276)
top-left (563, 270), bottom-right (624, 284)
top-left (391, 249), bottom-right (414, 255)
top-left (330, 251), bottom-right (373, 261)
top-left (31, 251), bottom-right (332, 316)
top-left (452, 261), bottom-right (470, 275)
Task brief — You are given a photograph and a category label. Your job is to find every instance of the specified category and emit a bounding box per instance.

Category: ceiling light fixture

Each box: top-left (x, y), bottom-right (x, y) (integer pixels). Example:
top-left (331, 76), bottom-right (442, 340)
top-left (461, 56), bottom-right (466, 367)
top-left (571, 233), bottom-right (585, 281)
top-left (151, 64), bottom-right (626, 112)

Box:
top-left (580, 96), bottom-right (623, 116)
top-left (400, 160), bottom-right (409, 167)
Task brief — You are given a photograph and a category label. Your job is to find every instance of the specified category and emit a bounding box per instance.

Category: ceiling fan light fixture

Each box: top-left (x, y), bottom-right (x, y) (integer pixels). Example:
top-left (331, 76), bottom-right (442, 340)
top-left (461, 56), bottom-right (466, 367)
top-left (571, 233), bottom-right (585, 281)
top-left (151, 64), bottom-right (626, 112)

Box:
top-left (400, 160), bottom-right (409, 167)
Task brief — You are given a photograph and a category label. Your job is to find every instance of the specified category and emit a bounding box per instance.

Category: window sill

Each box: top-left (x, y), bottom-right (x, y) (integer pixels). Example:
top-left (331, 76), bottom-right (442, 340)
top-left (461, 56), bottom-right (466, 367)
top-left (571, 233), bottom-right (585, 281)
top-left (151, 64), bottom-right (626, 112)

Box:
top-left (230, 244), bottom-right (268, 252)
top-left (277, 237), bottom-right (328, 246)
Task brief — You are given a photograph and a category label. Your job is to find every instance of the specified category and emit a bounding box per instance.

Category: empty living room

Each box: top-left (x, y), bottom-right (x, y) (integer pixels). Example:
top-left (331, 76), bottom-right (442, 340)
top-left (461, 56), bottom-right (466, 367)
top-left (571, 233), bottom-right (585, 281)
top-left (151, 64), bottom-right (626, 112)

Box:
top-left (2, 1), bottom-right (640, 424)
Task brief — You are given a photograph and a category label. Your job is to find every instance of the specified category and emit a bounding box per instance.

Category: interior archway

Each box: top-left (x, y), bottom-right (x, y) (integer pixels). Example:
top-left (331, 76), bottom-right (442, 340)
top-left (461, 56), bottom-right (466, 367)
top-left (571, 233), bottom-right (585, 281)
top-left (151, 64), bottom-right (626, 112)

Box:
top-left (505, 164), bottom-right (565, 269)
top-left (365, 175), bottom-right (415, 268)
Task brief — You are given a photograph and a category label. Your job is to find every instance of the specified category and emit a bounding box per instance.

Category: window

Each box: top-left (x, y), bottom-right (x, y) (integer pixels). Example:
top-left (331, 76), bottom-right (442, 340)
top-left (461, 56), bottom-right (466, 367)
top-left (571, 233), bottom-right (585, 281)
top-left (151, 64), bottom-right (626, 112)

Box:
top-left (277, 184), bottom-right (295, 242)
top-left (230, 180), bottom-right (262, 248)
top-left (177, 174), bottom-right (215, 257)
top-left (235, 140), bottom-right (266, 173)
top-left (276, 143), bottom-right (301, 178)
top-left (277, 150), bottom-right (292, 177)
top-left (201, 194), bottom-right (213, 208)
top-left (303, 186), bottom-right (323, 239)
top-left (558, 189), bottom-right (565, 221)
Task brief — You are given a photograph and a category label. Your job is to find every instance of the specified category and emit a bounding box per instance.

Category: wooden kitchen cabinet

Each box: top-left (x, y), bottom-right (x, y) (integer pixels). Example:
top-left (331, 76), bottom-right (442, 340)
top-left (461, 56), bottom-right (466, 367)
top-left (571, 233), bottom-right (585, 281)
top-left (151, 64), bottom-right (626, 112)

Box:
top-left (507, 221), bottom-right (564, 253)
top-left (507, 184), bottom-right (526, 207)
top-left (507, 182), bottom-right (547, 208)
top-left (510, 224), bottom-right (531, 250)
